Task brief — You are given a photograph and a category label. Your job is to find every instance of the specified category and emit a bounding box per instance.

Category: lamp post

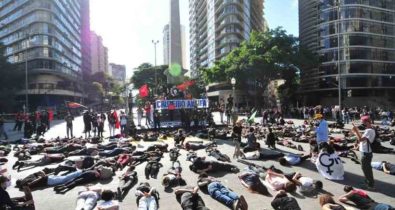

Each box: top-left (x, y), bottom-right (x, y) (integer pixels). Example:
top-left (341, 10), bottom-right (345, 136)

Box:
top-left (231, 77), bottom-right (236, 125)
top-left (152, 40), bottom-right (159, 96)
top-left (336, 0), bottom-right (342, 110)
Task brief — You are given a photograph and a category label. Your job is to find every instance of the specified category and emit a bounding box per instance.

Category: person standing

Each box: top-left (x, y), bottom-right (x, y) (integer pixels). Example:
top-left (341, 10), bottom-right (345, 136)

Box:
top-left (315, 113), bottom-right (328, 146)
top-left (65, 112), bottom-right (74, 139)
top-left (13, 111), bottom-right (24, 132)
top-left (232, 121), bottom-right (243, 159)
top-left (144, 102), bottom-right (152, 128)
top-left (0, 115), bottom-right (8, 140)
top-left (83, 111), bottom-right (92, 138)
top-left (97, 114), bottom-right (104, 138)
top-left (153, 111), bottom-right (161, 131)
top-left (107, 110), bottom-right (116, 137)
top-left (137, 106), bottom-right (143, 127)
top-left (120, 111), bottom-right (128, 136)
top-left (352, 116), bottom-right (376, 190)
top-left (219, 100), bottom-right (225, 124)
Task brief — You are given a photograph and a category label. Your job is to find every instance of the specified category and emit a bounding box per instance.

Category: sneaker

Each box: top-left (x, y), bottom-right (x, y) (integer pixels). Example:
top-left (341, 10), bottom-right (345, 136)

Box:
top-left (117, 187), bottom-right (122, 201)
top-left (232, 199), bottom-right (240, 210)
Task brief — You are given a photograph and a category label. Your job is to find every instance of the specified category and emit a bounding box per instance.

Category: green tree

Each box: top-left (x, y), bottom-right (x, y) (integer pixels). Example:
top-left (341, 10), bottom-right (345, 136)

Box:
top-left (131, 63), bottom-right (168, 89)
top-left (0, 43), bottom-right (24, 112)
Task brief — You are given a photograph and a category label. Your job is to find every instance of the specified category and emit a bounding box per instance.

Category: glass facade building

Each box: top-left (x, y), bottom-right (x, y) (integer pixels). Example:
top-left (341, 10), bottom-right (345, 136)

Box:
top-left (189, 0), bottom-right (266, 78)
top-left (300, 0), bottom-right (395, 106)
top-left (0, 0), bottom-right (85, 109)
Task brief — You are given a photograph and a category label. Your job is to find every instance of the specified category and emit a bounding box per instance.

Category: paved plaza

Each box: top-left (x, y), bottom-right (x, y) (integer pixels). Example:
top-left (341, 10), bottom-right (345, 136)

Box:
top-left (2, 113), bottom-right (395, 210)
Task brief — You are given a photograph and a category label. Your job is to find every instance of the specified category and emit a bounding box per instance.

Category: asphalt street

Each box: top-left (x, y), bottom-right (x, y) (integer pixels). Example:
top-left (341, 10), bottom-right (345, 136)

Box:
top-left (2, 112), bottom-right (395, 210)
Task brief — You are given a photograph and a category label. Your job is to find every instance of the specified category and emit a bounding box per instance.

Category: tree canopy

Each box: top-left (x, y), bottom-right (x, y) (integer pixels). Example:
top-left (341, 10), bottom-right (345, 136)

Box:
top-left (131, 63), bottom-right (168, 89)
top-left (200, 27), bottom-right (318, 89)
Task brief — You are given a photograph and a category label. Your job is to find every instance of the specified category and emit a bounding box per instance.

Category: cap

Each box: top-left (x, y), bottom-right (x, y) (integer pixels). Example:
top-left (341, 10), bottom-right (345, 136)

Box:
top-left (314, 113), bottom-right (323, 119)
top-left (361, 115), bottom-right (371, 123)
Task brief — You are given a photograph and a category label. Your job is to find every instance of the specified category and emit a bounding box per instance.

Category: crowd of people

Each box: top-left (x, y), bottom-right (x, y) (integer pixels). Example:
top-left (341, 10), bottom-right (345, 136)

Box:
top-left (0, 104), bottom-right (394, 210)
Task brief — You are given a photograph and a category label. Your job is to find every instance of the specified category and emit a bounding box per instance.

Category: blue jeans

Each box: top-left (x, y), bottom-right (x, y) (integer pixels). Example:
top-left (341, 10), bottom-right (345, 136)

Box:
top-left (207, 182), bottom-right (239, 207)
top-left (47, 170), bottom-right (82, 186)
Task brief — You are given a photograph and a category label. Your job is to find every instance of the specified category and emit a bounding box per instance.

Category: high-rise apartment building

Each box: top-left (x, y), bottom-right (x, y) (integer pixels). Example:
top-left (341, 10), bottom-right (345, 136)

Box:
top-left (299, 0), bottom-right (395, 106)
top-left (90, 31), bottom-right (109, 75)
top-left (81, 0), bottom-right (91, 77)
top-left (109, 63), bottom-right (126, 85)
top-left (189, 0), bottom-right (266, 78)
top-left (0, 0), bottom-right (86, 109)
top-left (163, 24), bottom-right (187, 68)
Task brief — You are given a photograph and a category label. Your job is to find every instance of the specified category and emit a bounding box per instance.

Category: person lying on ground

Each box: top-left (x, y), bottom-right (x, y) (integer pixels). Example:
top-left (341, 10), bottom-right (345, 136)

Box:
top-left (206, 147), bottom-right (231, 162)
top-left (161, 160), bottom-right (186, 189)
top-left (371, 161), bottom-right (395, 175)
top-left (197, 173), bottom-right (248, 210)
top-left (98, 147), bottom-right (135, 158)
top-left (277, 138), bottom-right (299, 150)
top-left (54, 165), bottom-right (114, 193)
top-left (289, 172), bottom-right (323, 194)
top-left (135, 182), bottom-right (159, 210)
top-left (184, 141), bottom-right (216, 151)
top-left (12, 153), bottom-right (65, 172)
top-left (240, 150), bottom-right (284, 160)
top-left (146, 143), bottom-right (168, 152)
top-left (278, 153), bottom-right (311, 166)
top-left (238, 167), bottom-right (270, 195)
top-left (94, 189), bottom-right (119, 210)
top-left (189, 157), bottom-right (239, 174)
top-left (264, 169), bottom-right (297, 193)
top-left (18, 169), bottom-right (83, 190)
top-left (271, 190), bottom-right (301, 210)
top-left (339, 185), bottom-right (395, 210)
top-left (319, 194), bottom-right (356, 210)
top-left (117, 166), bottom-right (138, 201)
top-left (1, 176), bottom-right (35, 210)
top-left (174, 129), bottom-right (187, 147)
top-left (174, 186), bottom-right (210, 210)
top-left (75, 186), bottom-right (117, 210)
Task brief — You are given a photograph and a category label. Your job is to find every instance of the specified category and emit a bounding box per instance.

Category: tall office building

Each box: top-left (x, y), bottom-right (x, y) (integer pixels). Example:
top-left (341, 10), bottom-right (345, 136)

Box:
top-left (163, 24), bottom-right (187, 68)
top-left (300, 0), bottom-right (395, 106)
top-left (189, 0), bottom-right (266, 78)
top-left (90, 31), bottom-right (109, 75)
top-left (0, 0), bottom-right (85, 109)
top-left (109, 63), bottom-right (126, 85)
top-left (81, 0), bottom-right (91, 77)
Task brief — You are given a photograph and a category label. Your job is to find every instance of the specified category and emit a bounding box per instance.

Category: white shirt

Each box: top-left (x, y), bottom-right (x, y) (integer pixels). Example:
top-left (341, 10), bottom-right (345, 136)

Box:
top-left (299, 177), bottom-right (313, 192)
top-left (359, 128), bottom-right (375, 153)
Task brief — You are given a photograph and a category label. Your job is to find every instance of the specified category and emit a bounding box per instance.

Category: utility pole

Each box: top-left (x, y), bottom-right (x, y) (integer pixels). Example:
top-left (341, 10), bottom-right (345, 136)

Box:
top-left (152, 40), bottom-right (159, 96)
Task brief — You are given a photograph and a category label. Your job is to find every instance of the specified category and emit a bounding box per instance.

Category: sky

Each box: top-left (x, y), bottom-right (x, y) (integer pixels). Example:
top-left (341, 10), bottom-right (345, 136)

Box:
top-left (90, 0), bottom-right (299, 79)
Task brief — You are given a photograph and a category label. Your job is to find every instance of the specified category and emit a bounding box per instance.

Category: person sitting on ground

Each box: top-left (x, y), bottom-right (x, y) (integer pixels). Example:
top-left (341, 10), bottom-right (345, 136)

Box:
top-left (238, 167), bottom-right (270, 195)
top-left (240, 150), bottom-right (284, 160)
top-left (135, 182), bottom-right (159, 210)
top-left (264, 169), bottom-right (297, 193)
top-left (197, 173), bottom-right (248, 210)
top-left (174, 186), bottom-right (210, 210)
top-left (13, 153), bottom-right (65, 172)
top-left (371, 161), bottom-right (395, 175)
top-left (0, 176), bottom-right (35, 210)
top-left (271, 190), bottom-right (301, 210)
top-left (189, 157), bottom-right (239, 174)
top-left (243, 127), bottom-right (260, 152)
top-left (95, 189), bottom-right (119, 210)
top-left (278, 153), bottom-right (311, 166)
top-left (319, 194), bottom-right (356, 210)
top-left (174, 129), bottom-right (186, 147)
top-left (339, 185), bottom-right (395, 210)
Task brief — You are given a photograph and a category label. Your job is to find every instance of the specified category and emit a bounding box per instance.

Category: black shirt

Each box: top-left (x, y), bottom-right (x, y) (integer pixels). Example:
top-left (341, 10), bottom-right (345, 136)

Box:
top-left (193, 158), bottom-right (210, 171)
top-left (0, 187), bottom-right (15, 209)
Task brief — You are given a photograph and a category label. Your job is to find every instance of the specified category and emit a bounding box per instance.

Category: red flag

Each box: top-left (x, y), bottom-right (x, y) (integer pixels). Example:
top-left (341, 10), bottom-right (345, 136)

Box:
top-left (139, 84), bottom-right (149, 98)
top-left (176, 83), bottom-right (187, 91)
top-left (113, 111), bottom-right (120, 129)
top-left (177, 80), bottom-right (195, 91)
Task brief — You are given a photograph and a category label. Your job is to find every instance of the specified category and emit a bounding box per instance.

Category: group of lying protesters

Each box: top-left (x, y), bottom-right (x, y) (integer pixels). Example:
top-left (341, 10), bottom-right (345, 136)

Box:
top-left (0, 110), bottom-right (395, 210)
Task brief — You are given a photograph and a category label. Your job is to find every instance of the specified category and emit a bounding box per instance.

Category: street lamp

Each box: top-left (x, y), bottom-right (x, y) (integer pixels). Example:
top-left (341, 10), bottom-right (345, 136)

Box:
top-left (152, 40), bottom-right (159, 96)
top-left (231, 77), bottom-right (236, 110)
